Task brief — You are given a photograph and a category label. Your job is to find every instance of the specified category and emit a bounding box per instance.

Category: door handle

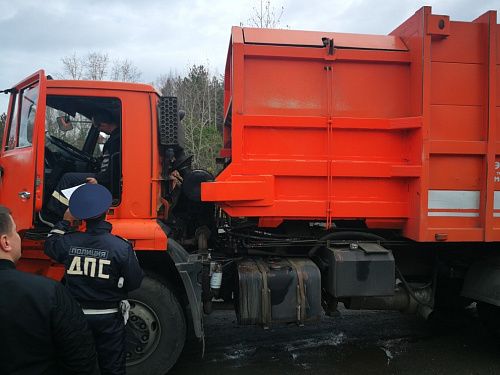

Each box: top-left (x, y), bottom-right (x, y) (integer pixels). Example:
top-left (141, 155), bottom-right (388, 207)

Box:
top-left (18, 191), bottom-right (31, 199)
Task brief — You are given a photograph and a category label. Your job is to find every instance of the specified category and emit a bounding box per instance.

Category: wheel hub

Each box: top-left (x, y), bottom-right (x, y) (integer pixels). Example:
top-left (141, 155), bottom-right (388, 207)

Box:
top-left (126, 299), bottom-right (161, 365)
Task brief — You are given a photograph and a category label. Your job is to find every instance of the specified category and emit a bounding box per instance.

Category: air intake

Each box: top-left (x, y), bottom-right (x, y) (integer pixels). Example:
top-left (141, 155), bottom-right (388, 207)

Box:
top-left (158, 97), bottom-right (185, 149)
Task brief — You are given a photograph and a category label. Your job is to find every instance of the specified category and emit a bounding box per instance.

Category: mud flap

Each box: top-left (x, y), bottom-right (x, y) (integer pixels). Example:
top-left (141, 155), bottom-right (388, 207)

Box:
top-left (167, 239), bottom-right (204, 339)
top-left (462, 259), bottom-right (500, 307)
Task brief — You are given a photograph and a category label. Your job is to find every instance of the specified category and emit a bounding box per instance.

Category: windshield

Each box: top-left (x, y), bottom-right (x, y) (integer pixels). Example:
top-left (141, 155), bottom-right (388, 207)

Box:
top-left (45, 107), bottom-right (94, 152)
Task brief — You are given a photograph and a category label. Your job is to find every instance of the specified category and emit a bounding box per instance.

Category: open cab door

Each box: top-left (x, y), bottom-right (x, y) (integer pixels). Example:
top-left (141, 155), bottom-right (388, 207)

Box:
top-left (0, 71), bottom-right (47, 233)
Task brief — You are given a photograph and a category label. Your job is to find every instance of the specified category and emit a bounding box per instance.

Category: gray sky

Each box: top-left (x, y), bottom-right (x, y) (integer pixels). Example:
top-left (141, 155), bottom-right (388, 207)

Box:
top-left (1, 0), bottom-right (498, 112)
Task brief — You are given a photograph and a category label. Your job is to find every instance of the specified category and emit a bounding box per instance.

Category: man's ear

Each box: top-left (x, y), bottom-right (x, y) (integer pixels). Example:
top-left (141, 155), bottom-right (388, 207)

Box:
top-left (0, 234), bottom-right (11, 252)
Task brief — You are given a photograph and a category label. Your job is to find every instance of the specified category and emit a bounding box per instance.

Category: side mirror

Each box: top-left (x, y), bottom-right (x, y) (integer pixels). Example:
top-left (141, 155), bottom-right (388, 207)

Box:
top-left (56, 115), bottom-right (73, 131)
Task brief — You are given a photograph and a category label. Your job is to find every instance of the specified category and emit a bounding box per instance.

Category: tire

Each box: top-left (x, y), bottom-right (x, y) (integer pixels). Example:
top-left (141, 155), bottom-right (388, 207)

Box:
top-left (477, 301), bottom-right (500, 337)
top-left (126, 274), bottom-right (186, 375)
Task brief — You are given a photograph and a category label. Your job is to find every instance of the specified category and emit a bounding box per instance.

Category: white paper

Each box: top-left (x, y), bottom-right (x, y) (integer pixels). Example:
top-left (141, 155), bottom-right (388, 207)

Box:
top-left (61, 183), bottom-right (86, 199)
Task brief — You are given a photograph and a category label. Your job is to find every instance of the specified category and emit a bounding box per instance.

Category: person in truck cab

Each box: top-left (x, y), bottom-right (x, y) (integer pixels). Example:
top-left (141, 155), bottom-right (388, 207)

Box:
top-left (44, 183), bottom-right (145, 375)
top-left (0, 205), bottom-right (98, 375)
top-left (39, 108), bottom-right (120, 227)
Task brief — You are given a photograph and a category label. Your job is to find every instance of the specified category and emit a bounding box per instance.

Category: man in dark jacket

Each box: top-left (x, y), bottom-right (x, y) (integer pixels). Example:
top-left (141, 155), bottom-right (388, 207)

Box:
top-left (0, 205), bottom-right (97, 375)
top-left (40, 108), bottom-right (120, 226)
top-left (44, 184), bottom-right (145, 375)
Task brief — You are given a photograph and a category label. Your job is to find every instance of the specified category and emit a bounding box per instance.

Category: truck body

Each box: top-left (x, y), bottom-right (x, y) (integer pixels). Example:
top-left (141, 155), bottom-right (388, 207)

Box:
top-left (1, 6), bottom-right (500, 374)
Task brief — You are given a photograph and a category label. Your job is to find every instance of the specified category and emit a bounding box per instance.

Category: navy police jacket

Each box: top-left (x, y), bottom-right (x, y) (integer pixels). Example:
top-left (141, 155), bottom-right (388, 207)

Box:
top-left (44, 219), bottom-right (145, 309)
top-left (0, 259), bottom-right (97, 374)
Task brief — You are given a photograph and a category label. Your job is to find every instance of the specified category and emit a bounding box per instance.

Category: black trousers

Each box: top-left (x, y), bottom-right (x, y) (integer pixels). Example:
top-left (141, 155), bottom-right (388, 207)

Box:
top-left (46, 172), bottom-right (94, 217)
top-left (85, 312), bottom-right (126, 375)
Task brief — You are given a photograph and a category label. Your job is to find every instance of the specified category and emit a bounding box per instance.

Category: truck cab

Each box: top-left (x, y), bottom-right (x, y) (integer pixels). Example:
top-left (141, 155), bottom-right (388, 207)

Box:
top-left (0, 71), bottom-right (202, 374)
top-left (1, 71), bottom-right (164, 233)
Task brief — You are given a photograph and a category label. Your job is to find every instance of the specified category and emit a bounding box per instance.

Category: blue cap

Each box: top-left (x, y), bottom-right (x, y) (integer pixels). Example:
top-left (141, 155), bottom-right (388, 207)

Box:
top-left (69, 184), bottom-right (112, 220)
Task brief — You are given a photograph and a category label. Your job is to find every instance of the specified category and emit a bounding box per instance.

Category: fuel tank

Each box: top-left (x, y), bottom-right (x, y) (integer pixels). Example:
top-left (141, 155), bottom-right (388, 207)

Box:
top-left (236, 257), bottom-right (321, 326)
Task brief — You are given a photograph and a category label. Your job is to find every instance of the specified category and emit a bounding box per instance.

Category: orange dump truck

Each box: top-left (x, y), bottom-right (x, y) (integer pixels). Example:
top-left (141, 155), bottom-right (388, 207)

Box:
top-left (1, 6), bottom-right (499, 374)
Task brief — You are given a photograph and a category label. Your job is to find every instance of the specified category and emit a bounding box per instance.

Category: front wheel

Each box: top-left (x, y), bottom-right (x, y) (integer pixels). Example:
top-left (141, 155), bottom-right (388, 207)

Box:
top-left (126, 274), bottom-right (186, 375)
top-left (477, 301), bottom-right (500, 337)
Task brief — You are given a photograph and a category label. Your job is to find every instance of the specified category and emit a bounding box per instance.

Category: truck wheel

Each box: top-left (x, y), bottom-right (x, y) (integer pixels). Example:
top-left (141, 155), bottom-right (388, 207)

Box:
top-left (477, 301), bottom-right (500, 337)
top-left (125, 274), bottom-right (186, 375)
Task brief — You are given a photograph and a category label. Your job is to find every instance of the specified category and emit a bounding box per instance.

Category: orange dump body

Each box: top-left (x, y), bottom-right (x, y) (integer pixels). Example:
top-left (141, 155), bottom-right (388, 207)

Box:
top-left (202, 6), bottom-right (500, 243)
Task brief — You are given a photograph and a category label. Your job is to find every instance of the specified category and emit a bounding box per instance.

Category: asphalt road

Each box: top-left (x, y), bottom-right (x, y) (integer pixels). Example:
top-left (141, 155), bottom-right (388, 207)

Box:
top-left (169, 304), bottom-right (499, 375)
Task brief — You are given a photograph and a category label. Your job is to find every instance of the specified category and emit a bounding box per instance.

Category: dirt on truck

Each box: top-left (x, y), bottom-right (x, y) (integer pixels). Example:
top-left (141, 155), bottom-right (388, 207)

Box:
top-left (1, 6), bottom-right (500, 374)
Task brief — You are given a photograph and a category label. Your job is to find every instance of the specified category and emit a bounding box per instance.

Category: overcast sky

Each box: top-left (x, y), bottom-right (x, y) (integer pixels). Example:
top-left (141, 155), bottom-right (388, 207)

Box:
top-left (1, 0), bottom-right (498, 112)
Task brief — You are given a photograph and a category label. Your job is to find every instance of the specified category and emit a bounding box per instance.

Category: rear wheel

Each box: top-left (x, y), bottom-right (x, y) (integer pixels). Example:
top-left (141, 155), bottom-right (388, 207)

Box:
top-left (477, 301), bottom-right (500, 337)
top-left (126, 274), bottom-right (186, 375)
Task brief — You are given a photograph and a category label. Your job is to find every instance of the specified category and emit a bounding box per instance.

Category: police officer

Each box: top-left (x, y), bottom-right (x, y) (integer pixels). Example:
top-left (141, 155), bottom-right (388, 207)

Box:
top-left (44, 183), bottom-right (145, 375)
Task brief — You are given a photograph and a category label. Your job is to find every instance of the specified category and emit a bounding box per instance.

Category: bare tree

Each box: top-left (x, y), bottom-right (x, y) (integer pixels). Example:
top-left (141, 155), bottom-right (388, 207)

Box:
top-left (61, 53), bottom-right (84, 79)
top-left (110, 59), bottom-right (142, 83)
top-left (58, 52), bottom-right (142, 82)
top-left (85, 52), bottom-right (109, 80)
top-left (243, 0), bottom-right (287, 29)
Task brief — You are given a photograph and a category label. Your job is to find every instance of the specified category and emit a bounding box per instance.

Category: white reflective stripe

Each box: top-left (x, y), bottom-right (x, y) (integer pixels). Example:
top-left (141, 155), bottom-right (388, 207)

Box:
top-left (428, 190), bottom-right (479, 210)
top-left (49, 229), bottom-right (65, 235)
top-left (430, 191), bottom-right (500, 217)
top-left (428, 212), bottom-right (479, 217)
top-left (82, 308), bottom-right (119, 315)
top-left (494, 191), bottom-right (500, 210)
top-left (52, 191), bottom-right (69, 206)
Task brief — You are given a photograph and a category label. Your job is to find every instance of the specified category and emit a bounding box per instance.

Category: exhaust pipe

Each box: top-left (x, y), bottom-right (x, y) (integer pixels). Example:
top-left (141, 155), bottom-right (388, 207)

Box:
top-left (346, 285), bottom-right (433, 320)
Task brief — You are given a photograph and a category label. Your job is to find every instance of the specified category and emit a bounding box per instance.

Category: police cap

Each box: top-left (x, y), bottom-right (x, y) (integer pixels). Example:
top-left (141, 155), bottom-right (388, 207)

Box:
top-left (69, 183), bottom-right (112, 220)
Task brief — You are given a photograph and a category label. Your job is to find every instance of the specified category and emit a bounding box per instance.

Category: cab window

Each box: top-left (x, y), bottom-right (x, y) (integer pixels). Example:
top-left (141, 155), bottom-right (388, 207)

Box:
top-left (4, 83), bottom-right (39, 151)
top-left (43, 96), bottom-right (122, 203)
